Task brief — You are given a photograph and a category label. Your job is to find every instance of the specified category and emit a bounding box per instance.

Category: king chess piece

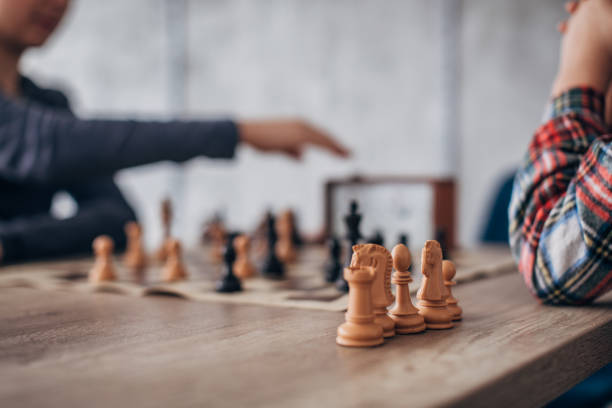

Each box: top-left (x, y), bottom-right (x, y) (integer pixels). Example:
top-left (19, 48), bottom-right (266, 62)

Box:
top-left (216, 233), bottom-right (242, 293)
top-left (351, 243), bottom-right (395, 338)
top-left (262, 213), bottom-right (285, 279)
top-left (443, 260), bottom-right (462, 321)
top-left (336, 200), bottom-right (362, 292)
top-left (417, 240), bottom-right (453, 329)
top-left (89, 235), bottom-right (117, 283)
top-left (324, 236), bottom-right (343, 283)
top-left (388, 244), bottom-right (425, 334)
top-left (336, 265), bottom-right (384, 347)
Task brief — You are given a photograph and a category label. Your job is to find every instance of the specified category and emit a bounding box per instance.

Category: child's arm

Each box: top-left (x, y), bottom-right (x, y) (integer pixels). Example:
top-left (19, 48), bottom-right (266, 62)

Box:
top-left (509, 0), bottom-right (612, 304)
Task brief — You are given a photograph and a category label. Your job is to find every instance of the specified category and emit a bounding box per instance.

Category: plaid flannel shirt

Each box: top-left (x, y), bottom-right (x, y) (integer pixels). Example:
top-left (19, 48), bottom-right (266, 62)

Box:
top-left (509, 87), bottom-right (612, 304)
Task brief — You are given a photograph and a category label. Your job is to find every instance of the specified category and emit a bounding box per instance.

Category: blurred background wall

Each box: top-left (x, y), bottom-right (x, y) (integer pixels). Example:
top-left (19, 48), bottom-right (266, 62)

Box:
top-left (21, 0), bottom-right (565, 249)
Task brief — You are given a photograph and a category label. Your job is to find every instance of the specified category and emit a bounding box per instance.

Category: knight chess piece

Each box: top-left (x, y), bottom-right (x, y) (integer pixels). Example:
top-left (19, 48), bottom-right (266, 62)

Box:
top-left (123, 222), bottom-right (147, 276)
top-left (351, 243), bottom-right (395, 338)
top-left (162, 238), bottom-right (188, 282)
top-left (233, 234), bottom-right (256, 279)
top-left (443, 260), bottom-right (462, 321)
top-left (388, 244), bottom-right (425, 334)
top-left (216, 233), bottom-right (242, 293)
top-left (336, 265), bottom-right (384, 347)
top-left (336, 200), bottom-right (363, 292)
top-left (324, 236), bottom-right (343, 283)
top-left (262, 213), bottom-right (285, 279)
top-left (155, 198), bottom-right (172, 262)
top-left (417, 240), bottom-right (453, 329)
top-left (89, 235), bottom-right (117, 283)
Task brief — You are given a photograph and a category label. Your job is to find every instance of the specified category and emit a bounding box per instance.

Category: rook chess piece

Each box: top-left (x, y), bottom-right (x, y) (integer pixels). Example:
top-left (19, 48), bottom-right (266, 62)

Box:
top-left (417, 240), bottom-right (453, 329)
top-left (155, 198), bottom-right (172, 262)
top-left (89, 235), bottom-right (117, 283)
top-left (162, 238), bottom-right (188, 282)
top-left (324, 236), bottom-right (343, 283)
top-left (336, 200), bottom-right (362, 292)
top-left (443, 260), bottom-right (462, 321)
top-left (351, 244), bottom-right (395, 338)
top-left (233, 234), bottom-right (256, 279)
top-left (388, 244), bottom-right (425, 334)
top-left (262, 213), bottom-right (285, 279)
top-left (216, 233), bottom-right (242, 292)
top-left (336, 265), bottom-right (384, 347)
top-left (123, 222), bottom-right (147, 276)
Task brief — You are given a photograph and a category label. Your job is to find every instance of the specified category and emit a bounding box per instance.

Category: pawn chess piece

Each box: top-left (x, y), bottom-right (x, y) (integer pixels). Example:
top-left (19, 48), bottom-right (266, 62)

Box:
top-left (233, 234), bottom-right (256, 279)
top-left (351, 243), bottom-right (395, 337)
top-left (155, 198), bottom-right (172, 262)
top-left (443, 260), bottom-right (462, 321)
top-left (275, 210), bottom-right (297, 263)
top-left (388, 244), bottom-right (426, 334)
top-left (162, 238), bottom-right (188, 282)
top-left (336, 265), bottom-right (384, 347)
top-left (89, 235), bottom-right (117, 283)
top-left (123, 222), bottom-right (147, 274)
top-left (336, 200), bottom-right (363, 292)
top-left (417, 240), bottom-right (453, 329)
top-left (262, 213), bottom-right (285, 279)
top-left (324, 236), bottom-right (343, 283)
top-left (216, 234), bottom-right (242, 292)
top-left (367, 230), bottom-right (384, 247)
top-left (398, 233), bottom-right (409, 248)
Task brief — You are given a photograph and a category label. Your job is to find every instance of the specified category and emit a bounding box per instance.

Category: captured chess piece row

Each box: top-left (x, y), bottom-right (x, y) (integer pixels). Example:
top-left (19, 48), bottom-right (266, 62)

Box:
top-left (336, 240), bottom-right (462, 348)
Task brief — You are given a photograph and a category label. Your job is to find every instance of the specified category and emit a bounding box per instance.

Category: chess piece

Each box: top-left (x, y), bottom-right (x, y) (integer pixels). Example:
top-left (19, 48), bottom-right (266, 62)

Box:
top-left (417, 240), bottom-right (453, 329)
top-left (233, 234), bottom-right (256, 279)
top-left (155, 198), bottom-right (172, 262)
top-left (162, 238), bottom-right (187, 282)
top-left (324, 236), bottom-right (343, 283)
top-left (336, 265), bottom-right (384, 347)
top-left (443, 260), bottom-right (462, 321)
top-left (351, 243), bottom-right (395, 338)
top-left (288, 210), bottom-right (303, 247)
top-left (89, 235), bottom-right (117, 283)
top-left (262, 213), bottom-right (285, 279)
top-left (201, 213), bottom-right (227, 262)
top-left (336, 200), bottom-right (362, 292)
top-left (367, 230), bottom-right (384, 247)
top-left (123, 222), bottom-right (147, 275)
top-left (216, 234), bottom-right (242, 292)
top-left (398, 233), bottom-right (409, 247)
top-left (275, 210), bottom-right (297, 263)
top-left (388, 244), bottom-right (425, 334)
top-left (435, 227), bottom-right (450, 260)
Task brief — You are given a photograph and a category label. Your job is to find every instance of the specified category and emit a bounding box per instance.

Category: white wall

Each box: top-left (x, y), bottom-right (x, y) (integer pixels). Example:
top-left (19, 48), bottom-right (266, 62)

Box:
top-left (21, 0), bottom-right (565, 249)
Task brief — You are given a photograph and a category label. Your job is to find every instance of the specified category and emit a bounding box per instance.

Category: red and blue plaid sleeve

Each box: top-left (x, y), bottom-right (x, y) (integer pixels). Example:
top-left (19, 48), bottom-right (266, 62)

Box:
top-left (509, 87), bottom-right (612, 304)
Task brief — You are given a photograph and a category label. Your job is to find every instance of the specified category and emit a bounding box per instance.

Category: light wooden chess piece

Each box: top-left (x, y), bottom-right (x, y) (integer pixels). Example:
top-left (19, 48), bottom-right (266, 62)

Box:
top-left (89, 235), bottom-right (117, 283)
top-left (162, 238), bottom-right (187, 282)
top-left (336, 265), bottom-right (384, 347)
top-left (417, 240), bottom-right (453, 329)
top-left (155, 198), bottom-right (172, 262)
top-left (275, 210), bottom-right (296, 263)
top-left (123, 222), bottom-right (147, 274)
top-left (443, 260), bottom-right (462, 321)
top-left (388, 244), bottom-right (426, 334)
top-left (351, 244), bottom-right (395, 337)
top-left (233, 234), bottom-right (256, 279)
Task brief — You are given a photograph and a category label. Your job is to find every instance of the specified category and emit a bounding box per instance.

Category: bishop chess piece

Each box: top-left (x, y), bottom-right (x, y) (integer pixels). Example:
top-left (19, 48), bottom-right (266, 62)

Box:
top-left (216, 233), bottom-right (242, 293)
top-left (275, 210), bottom-right (297, 263)
top-left (336, 265), bottom-right (384, 347)
top-left (162, 238), bottom-right (188, 282)
top-left (443, 260), bottom-right (462, 321)
top-left (351, 243), bottom-right (395, 338)
top-left (233, 234), bottom-right (256, 279)
top-left (336, 200), bottom-right (362, 292)
top-left (262, 213), bottom-right (285, 279)
top-left (388, 244), bottom-right (425, 334)
top-left (324, 236), bottom-right (342, 283)
top-left (417, 240), bottom-right (453, 329)
top-left (155, 198), bottom-right (172, 262)
top-left (89, 235), bottom-right (117, 283)
top-left (123, 222), bottom-right (147, 277)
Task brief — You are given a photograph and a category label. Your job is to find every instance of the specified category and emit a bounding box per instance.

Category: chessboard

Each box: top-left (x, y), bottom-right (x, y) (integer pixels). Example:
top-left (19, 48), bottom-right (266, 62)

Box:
top-left (0, 244), bottom-right (516, 312)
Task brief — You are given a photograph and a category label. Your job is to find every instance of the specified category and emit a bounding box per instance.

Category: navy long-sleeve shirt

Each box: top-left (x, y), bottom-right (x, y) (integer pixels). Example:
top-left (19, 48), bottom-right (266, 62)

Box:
top-left (0, 76), bottom-right (239, 263)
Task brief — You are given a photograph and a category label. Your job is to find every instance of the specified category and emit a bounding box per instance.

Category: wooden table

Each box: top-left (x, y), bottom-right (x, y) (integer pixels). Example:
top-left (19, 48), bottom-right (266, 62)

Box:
top-left (0, 271), bottom-right (610, 407)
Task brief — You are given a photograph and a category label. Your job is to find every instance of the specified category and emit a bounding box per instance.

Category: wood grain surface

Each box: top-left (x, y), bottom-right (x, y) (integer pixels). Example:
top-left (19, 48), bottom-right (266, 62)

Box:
top-left (0, 273), bottom-right (610, 408)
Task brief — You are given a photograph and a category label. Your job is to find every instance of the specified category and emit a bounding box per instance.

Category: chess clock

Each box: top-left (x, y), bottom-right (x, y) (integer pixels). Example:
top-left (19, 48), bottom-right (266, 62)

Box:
top-left (324, 175), bottom-right (456, 250)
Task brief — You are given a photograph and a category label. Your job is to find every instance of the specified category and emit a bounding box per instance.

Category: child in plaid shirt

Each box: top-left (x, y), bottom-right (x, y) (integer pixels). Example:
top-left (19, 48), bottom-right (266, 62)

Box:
top-left (509, 0), bottom-right (612, 304)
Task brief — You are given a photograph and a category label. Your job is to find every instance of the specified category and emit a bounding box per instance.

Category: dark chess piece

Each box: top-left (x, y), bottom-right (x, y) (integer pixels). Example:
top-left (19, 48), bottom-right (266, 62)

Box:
top-left (368, 230), bottom-right (385, 247)
top-left (288, 210), bottom-right (303, 247)
top-left (216, 233), bottom-right (242, 293)
top-left (398, 233), bottom-right (409, 247)
top-left (262, 213), bottom-right (285, 279)
top-left (324, 236), bottom-right (343, 283)
top-left (336, 200), bottom-right (363, 292)
top-left (435, 227), bottom-right (450, 260)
